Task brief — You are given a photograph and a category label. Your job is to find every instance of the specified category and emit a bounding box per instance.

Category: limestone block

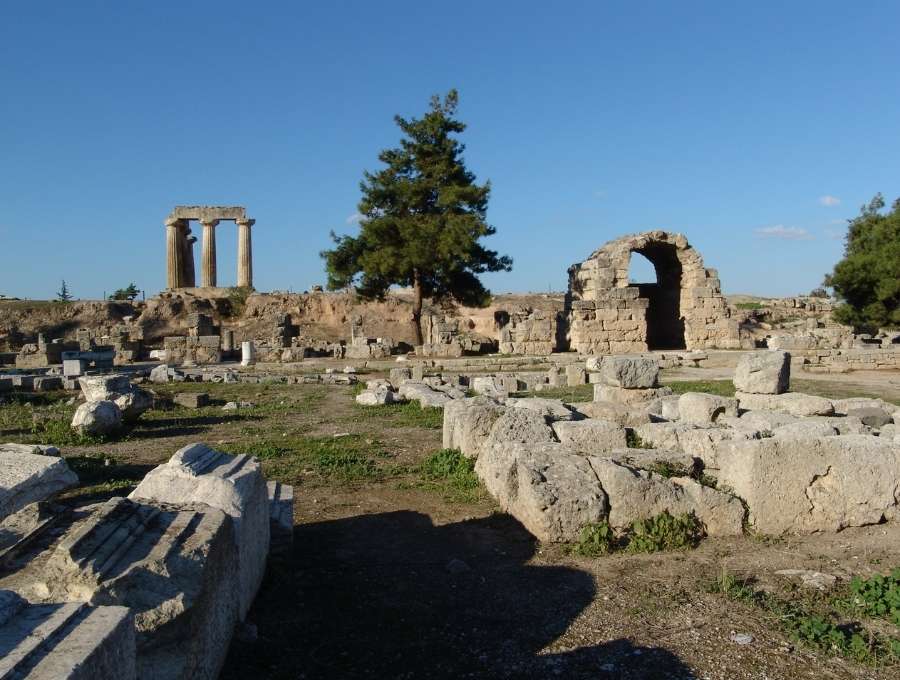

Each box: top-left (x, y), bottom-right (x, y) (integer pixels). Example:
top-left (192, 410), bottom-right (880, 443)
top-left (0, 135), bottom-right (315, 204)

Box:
top-left (398, 381), bottom-right (452, 409)
top-left (389, 367), bottom-right (412, 385)
top-left (585, 356), bottom-right (602, 372)
top-left (505, 397), bottom-right (577, 421)
top-left (267, 481), bottom-right (293, 555)
top-left (634, 422), bottom-right (699, 452)
top-left (31, 497), bottom-right (239, 680)
top-left (677, 392), bottom-right (739, 425)
top-left (484, 408), bottom-right (556, 450)
top-left (734, 409), bottom-right (798, 434)
top-left (771, 421), bottom-right (839, 438)
top-left (552, 419), bottom-right (628, 455)
top-left (442, 398), bottom-right (507, 459)
top-left (832, 397), bottom-right (900, 417)
top-left (593, 384), bottom-right (672, 405)
top-left (733, 351), bottom-right (791, 394)
top-left (129, 444), bottom-right (268, 621)
top-left (0, 451), bottom-right (78, 521)
top-left (174, 392), bottom-right (210, 409)
top-left (470, 376), bottom-right (508, 398)
top-left (568, 401), bottom-right (652, 428)
top-left (598, 356), bottom-right (659, 389)
top-left (735, 391), bottom-right (834, 417)
top-left (149, 365), bottom-right (170, 384)
top-left (846, 407), bottom-right (894, 429)
top-left (678, 427), bottom-right (755, 471)
top-left (71, 400), bottom-right (122, 437)
top-left (717, 436), bottom-right (900, 534)
top-left (588, 458), bottom-right (743, 535)
top-left (78, 375), bottom-right (152, 422)
top-left (475, 442), bottom-right (607, 542)
top-left (607, 448), bottom-right (700, 476)
top-left (660, 395), bottom-right (681, 421)
top-left (565, 364), bottom-right (586, 387)
top-left (0, 591), bottom-right (136, 680)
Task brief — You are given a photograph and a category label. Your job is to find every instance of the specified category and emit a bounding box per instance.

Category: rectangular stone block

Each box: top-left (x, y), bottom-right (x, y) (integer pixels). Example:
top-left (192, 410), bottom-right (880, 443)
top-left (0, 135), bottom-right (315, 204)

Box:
top-left (173, 392), bottom-right (210, 409)
top-left (0, 451), bottom-right (78, 522)
top-left (0, 592), bottom-right (136, 680)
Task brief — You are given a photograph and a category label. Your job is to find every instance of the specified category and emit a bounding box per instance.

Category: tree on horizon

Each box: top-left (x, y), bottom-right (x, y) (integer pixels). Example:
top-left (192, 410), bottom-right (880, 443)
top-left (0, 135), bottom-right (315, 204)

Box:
top-left (320, 89), bottom-right (512, 345)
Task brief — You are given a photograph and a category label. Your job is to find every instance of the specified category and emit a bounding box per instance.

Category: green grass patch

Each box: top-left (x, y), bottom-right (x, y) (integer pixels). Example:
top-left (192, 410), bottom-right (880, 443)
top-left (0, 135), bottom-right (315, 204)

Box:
top-left (512, 384), bottom-right (593, 403)
top-left (735, 302), bottom-right (765, 310)
top-left (417, 448), bottom-right (482, 503)
top-left (352, 401), bottom-right (444, 429)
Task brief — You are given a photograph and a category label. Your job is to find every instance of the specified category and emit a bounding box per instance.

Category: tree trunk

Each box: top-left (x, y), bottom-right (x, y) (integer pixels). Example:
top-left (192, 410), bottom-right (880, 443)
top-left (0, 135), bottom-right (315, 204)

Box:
top-left (412, 270), bottom-right (424, 346)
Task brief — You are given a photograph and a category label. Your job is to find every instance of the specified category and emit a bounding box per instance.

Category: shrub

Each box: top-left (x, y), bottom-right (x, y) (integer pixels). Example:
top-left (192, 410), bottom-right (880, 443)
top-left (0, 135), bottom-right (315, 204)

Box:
top-left (625, 511), bottom-right (704, 553)
top-left (571, 522), bottom-right (616, 557)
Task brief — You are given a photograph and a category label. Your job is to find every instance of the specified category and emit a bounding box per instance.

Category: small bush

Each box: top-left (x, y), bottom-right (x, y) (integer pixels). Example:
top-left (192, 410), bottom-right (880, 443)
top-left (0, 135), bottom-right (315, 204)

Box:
top-left (419, 448), bottom-right (481, 503)
top-left (648, 461), bottom-right (691, 478)
top-left (625, 430), bottom-right (652, 449)
top-left (571, 522), bottom-right (616, 557)
top-left (844, 569), bottom-right (900, 625)
top-left (625, 511), bottom-right (704, 553)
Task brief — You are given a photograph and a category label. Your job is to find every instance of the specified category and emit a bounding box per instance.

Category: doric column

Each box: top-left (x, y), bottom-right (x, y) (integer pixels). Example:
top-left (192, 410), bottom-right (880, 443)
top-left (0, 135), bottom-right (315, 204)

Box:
top-left (200, 219), bottom-right (219, 287)
top-left (236, 218), bottom-right (255, 288)
top-left (165, 218), bottom-right (184, 288)
top-left (182, 226), bottom-right (197, 287)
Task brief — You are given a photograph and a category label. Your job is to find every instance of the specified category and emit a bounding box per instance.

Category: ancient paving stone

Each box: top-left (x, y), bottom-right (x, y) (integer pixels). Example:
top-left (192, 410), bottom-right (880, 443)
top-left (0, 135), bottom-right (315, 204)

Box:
top-left (475, 442), bottom-right (607, 542)
top-left (587, 458), bottom-right (743, 535)
top-left (716, 435), bottom-right (900, 534)
top-left (442, 397), bottom-right (504, 459)
top-left (0, 451), bottom-right (78, 521)
top-left (551, 419), bottom-right (628, 455)
top-left (129, 443), bottom-right (269, 620)
top-left (677, 392), bottom-right (739, 425)
top-left (484, 408), bottom-right (557, 450)
top-left (0, 590), bottom-right (136, 680)
top-left (733, 351), bottom-right (790, 394)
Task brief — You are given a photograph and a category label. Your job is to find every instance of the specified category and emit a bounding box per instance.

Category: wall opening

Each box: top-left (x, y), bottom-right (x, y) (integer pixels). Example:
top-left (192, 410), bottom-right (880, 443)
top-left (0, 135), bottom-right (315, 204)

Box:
top-left (629, 243), bottom-right (686, 350)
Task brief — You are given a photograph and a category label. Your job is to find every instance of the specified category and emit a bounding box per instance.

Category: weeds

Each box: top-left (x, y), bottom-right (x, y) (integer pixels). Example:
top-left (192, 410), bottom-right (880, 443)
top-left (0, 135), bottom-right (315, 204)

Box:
top-left (663, 380), bottom-right (736, 397)
top-left (626, 511), bottom-right (704, 553)
top-left (570, 521), bottom-right (616, 557)
top-left (417, 448), bottom-right (482, 503)
top-left (839, 569), bottom-right (900, 625)
top-left (625, 430), bottom-right (653, 449)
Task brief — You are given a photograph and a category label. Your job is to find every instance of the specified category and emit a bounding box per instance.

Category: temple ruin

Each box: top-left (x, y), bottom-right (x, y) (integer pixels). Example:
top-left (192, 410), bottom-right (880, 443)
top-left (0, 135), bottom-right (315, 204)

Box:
top-left (566, 230), bottom-right (746, 354)
top-left (165, 206), bottom-right (255, 289)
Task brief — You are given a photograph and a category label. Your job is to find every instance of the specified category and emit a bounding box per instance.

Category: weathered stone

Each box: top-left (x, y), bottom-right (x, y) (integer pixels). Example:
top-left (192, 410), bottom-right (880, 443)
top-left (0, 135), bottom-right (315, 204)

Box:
top-left (634, 422), bottom-right (699, 452)
top-left (389, 367), bottom-right (412, 384)
top-left (470, 376), bottom-right (509, 398)
top-left (71, 400), bottom-right (122, 437)
top-left (846, 406), bottom-right (894, 429)
top-left (0, 591), bottom-right (136, 680)
top-left (267, 481), bottom-right (293, 555)
top-left (565, 364), bottom-right (586, 387)
top-left (484, 408), bottom-right (556, 450)
top-left (771, 421), bottom-right (839, 438)
top-left (442, 397), bottom-right (505, 459)
top-left (677, 392), bottom-right (738, 425)
top-left (569, 401), bottom-right (653, 428)
top-left (551, 419), bottom-right (628, 455)
top-left (0, 451), bottom-right (78, 521)
top-left (588, 458), bottom-right (743, 535)
top-left (733, 351), bottom-right (790, 394)
top-left (660, 395), bottom-right (681, 421)
top-left (33, 497), bottom-right (240, 680)
top-left (174, 392), bottom-right (210, 409)
top-left (598, 356), bottom-right (659, 389)
top-left (475, 442), bottom-right (607, 542)
top-left (398, 381), bottom-right (452, 409)
top-left (607, 448), bottom-right (701, 476)
top-left (832, 397), bottom-right (900, 417)
top-left (593, 384), bottom-right (672, 404)
top-left (677, 427), bottom-right (755, 472)
top-left (78, 375), bottom-right (152, 422)
top-left (129, 443), bottom-right (269, 620)
top-left (716, 435), bottom-right (900, 533)
top-left (355, 385), bottom-right (397, 406)
top-left (505, 397), bottom-right (577, 421)
top-left (735, 391), bottom-right (835, 417)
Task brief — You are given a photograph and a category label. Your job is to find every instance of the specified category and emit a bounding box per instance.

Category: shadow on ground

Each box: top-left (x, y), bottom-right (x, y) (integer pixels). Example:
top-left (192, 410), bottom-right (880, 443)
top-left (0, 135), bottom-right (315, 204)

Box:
top-left (223, 511), bottom-right (695, 679)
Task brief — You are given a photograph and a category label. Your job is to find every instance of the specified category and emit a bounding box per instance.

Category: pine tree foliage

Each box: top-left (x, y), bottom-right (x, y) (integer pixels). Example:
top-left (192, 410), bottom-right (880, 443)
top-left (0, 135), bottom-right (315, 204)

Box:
top-left (56, 279), bottom-right (73, 302)
top-left (321, 90), bottom-right (512, 343)
top-left (824, 193), bottom-right (900, 332)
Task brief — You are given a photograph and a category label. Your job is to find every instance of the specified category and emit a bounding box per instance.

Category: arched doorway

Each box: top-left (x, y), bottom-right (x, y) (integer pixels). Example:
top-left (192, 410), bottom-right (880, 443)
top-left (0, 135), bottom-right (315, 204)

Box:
top-left (628, 243), bottom-right (685, 350)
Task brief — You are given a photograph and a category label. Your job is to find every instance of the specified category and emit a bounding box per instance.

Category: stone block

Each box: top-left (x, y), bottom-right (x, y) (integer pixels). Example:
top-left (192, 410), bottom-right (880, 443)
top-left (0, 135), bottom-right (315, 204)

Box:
top-left (0, 591), bottom-right (136, 680)
top-left (677, 392), bottom-right (739, 425)
top-left (174, 392), bottom-right (210, 409)
top-left (551, 419), bottom-right (627, 455)
top-left (267, 481), bottom-right (293, 555)
top-left (0, 451), bottom-right (78, 521)
top-left (568, 401), bottom-right (652, 428)
top-left (733, 351), bottom-right (791, 394)
top-left (71, 400), bottom-right (122, 437)
top-left (593, 384), bottom-right (672, 404)
top-left (598, 356), bottom-right (659, 388)
top-left (505, 397), bottom-right (577, 421)
top-left (484, 408), bottom-right (556, 450)
top-left (442, 397), bottom-right (505, 459)
top-left (129, 443), bottom-right (269, 621)
top-left (717, 436), bottom-right (900, 533)
top-left (565, 364), bottom-right (586, 387)
top-left (735, 391), bottom-right (834, 417)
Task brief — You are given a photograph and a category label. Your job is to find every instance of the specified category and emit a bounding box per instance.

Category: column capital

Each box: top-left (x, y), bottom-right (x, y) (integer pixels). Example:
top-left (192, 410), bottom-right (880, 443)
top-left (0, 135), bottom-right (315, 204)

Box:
top-left (199, 218), bottom-right (220, 228)
top-left (236, 218), bottom-right (256, 228)
top-left (165, 217), bottom-right (185, 229)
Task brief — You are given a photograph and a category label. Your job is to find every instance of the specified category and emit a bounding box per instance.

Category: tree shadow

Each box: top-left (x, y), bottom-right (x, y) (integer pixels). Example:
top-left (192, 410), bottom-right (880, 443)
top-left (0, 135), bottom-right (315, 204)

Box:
top-left (223, 510), bottom-right (696, 679)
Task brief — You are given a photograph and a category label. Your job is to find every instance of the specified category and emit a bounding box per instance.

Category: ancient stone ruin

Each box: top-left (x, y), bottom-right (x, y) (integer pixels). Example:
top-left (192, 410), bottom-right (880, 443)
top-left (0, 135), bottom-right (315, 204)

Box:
top-left (566, 230), bottom-right (747, 353)
top-left (165, 206), bottom-right (256, 289)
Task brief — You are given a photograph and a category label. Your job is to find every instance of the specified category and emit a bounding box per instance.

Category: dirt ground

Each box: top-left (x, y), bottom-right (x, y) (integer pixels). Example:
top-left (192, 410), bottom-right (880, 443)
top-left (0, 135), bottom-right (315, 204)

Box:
top-left (2, 373), bottom-right (899, 679)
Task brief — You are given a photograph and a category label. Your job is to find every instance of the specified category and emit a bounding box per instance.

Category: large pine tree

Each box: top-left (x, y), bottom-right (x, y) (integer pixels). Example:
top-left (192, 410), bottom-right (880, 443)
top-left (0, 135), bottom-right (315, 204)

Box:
top-left (825, 193), bottom-right (900, 332)
top-left (321, 90), bottom-right (512, 345)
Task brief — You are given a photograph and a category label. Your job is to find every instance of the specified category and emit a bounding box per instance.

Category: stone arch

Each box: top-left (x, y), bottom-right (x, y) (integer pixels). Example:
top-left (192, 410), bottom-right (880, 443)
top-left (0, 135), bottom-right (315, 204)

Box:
top-left (566, 230), bottom-right (744, 354)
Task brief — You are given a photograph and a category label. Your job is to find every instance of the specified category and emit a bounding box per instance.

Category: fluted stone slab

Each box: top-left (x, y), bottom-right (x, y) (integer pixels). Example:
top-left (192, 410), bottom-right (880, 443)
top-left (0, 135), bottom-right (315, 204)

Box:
top-left (0, 590), bottom-right (135, 680)
top-left (129, 444), bottom-right (268, 621)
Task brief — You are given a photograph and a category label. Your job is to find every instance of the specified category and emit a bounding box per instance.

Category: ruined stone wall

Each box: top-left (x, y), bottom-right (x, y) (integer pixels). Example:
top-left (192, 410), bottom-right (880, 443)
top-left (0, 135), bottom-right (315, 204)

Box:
top-left (801, 347), bottom-right (900, 373)
top-left (567, 231), bottom-right (746, 354)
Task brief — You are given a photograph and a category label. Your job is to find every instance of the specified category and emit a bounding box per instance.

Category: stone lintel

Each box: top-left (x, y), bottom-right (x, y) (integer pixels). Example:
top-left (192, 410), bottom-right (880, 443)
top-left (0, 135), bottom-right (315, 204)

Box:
top-left (168, 206), bottom-right (247, 222)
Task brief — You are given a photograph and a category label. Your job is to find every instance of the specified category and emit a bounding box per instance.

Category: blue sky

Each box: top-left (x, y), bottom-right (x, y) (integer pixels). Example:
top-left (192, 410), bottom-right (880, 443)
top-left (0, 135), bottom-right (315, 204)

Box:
top-left (1, 1), bottom-right (898, 300)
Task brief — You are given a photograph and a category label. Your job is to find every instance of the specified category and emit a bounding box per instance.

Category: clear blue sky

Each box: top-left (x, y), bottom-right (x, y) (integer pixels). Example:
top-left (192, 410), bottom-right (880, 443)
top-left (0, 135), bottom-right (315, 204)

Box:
top-left (2, 1), bottom-right (898, 300)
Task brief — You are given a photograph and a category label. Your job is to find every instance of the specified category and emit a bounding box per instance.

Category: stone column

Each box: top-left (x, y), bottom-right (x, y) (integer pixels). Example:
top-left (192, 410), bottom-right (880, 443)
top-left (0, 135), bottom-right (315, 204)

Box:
top-left (165, 218), bottom-right (184, 289)
top-left (200, 219), bottom-right (219, 287)
top-left (183, 230), bottom-right (197, 288)
top-left (236, 218), bottom-right (255, 288)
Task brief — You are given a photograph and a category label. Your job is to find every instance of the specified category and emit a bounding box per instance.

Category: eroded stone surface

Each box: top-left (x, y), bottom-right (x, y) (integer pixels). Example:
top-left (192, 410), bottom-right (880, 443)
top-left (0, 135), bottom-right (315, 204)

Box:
top-left (733, 351), bottom-right (790, 394)
top-left (0, 451), bottom-right (78, 521)
top-left (735, 391), bottom-right (835, 417)
top-left (678, 392), bottom-right (738, 425)
top-left (551, 419), bottom-right (627, 455)
top-left (442, 397), bottom-right (504, 459)
top-left (598, 356), bottom-right (660, 389)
